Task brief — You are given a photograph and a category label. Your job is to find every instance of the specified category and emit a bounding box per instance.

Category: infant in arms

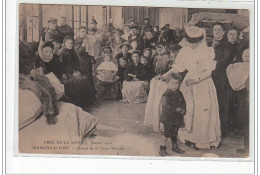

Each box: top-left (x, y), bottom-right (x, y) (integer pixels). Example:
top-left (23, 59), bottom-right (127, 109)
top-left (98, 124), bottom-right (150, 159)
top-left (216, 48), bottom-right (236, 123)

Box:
top-left (96, 53), bottom-right (119, 83)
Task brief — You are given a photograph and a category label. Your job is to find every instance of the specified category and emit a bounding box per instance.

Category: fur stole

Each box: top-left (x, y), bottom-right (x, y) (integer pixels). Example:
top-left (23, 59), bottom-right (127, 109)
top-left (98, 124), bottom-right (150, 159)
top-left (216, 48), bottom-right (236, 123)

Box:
top-left (19, 72), bottom-right (58, 125)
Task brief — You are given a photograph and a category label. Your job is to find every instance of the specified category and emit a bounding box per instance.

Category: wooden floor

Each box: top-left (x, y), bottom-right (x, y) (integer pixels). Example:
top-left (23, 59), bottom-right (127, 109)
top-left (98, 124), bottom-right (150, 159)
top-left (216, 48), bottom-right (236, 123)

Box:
top-left (85, 100), bottom-right (248, 158)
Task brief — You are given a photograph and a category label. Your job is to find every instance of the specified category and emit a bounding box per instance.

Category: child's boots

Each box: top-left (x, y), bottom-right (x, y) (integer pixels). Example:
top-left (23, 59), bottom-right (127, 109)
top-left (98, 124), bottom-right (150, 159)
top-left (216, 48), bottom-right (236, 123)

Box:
top-left (171, 142), bottom-right (185, 154)
top-left (159, 145), bottom-right (170, 156)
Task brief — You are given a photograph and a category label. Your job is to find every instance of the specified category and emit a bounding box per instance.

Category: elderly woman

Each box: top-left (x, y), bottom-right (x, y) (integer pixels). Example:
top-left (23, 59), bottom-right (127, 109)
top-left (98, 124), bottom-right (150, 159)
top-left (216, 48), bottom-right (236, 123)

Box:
top-left (161, 26), bottom-right (221, 150)
top-left (121, 51), bottom-right (149, 103)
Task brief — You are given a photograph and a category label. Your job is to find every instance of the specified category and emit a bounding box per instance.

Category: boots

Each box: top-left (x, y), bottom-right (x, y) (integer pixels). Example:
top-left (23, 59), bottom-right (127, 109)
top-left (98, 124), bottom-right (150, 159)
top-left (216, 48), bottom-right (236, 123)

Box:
top-left (159, 145), bottom-right (170, 156)
top-left (171, 142), bottom-right (185, 154)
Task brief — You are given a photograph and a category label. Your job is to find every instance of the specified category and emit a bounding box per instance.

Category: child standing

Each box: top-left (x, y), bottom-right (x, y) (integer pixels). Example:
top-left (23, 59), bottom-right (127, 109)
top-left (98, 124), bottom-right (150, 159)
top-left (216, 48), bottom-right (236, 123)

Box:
top-left (153, 45), bottom-right (170, 75)
top-left (159, 73), bottom-right (186, 156)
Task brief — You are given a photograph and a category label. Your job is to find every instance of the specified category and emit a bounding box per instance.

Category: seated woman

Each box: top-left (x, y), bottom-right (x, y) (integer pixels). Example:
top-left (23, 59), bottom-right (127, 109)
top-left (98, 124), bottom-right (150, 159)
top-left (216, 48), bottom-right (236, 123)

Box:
top-left (58, 36), bottom-right (96, 107)
top-left (121, 51), bottom-right (149, 103)
top-left (95, 53), bottom-right (119, 100)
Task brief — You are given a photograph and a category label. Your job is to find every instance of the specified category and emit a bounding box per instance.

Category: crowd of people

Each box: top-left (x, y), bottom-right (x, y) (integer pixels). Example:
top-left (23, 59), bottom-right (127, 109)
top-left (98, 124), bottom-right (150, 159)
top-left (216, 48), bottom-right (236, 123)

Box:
top-left (19, 15), bottom-right (249, 155)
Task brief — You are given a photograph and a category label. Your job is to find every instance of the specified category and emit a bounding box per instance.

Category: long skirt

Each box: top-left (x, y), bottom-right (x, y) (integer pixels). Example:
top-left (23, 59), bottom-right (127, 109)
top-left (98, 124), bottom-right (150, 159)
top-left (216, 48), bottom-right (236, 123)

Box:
top-left (144, 78), bottom-right (167, 132)
top-left (178, 76), bottom-right (221, 149)
top-left (61, 75), bottom-right (96, 107)
top-left (121, 81), bottom-right (149, 103)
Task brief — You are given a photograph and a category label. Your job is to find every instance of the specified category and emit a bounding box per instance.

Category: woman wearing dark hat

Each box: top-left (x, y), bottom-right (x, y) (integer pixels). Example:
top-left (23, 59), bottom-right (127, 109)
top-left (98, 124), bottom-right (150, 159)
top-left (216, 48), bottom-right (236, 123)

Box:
top-left (122, 50), bottom-right (149, 103)
top-left (128, 25), bottom-right (144, 51)
top-left (161, 26), bottom-right (221, 150)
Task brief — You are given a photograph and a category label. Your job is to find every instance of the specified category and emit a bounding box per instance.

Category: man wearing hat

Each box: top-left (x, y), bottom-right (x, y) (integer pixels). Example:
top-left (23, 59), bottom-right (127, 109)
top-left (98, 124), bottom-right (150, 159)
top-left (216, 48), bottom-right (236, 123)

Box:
top-left (44, 17), bottom-right (61, 43)
top-left (141, 18), bottom-right (153, 37)
top-left (128, 25), bottom-right (144, 51)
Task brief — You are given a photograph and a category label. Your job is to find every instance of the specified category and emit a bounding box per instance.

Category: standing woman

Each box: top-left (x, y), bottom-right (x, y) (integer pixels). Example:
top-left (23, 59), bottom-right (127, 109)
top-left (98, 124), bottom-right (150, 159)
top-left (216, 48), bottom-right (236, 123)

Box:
top-left (162, 26), bottom-right (221, 149)
top-left (210, 23), bottom-right (234, 137)
top-left (225, 28), bottom-right (241, 131)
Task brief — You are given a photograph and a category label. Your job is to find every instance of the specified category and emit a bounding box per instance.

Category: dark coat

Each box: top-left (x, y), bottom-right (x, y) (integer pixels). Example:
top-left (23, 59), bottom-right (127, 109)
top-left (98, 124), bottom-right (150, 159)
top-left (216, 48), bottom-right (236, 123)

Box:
top-left (160, 89), bottom-right (186, 126)
top-left (34, 54), bottom-right (64, 79)
top-left (124, 62), bottom-right (143, 81)
top-left (141, 24), bottom-right (153, 36)
top-left (74, 37), bottom-right (96, 81)
top-left (210, 38), bottom-right (235, 136)
top-left (118, 66), bottom-right (127, 83)
top-left (139, 64), bottom-right (155, 82)
top-left (59, 48), bottom-right (80, 74)
top-left (158, 31), bottom-right (175, 46)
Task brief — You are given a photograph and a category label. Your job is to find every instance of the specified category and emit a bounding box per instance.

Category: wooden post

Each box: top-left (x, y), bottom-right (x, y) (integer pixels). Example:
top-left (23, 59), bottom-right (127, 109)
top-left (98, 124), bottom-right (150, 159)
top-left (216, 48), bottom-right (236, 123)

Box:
top-left (72, 6), bottom-right (74, 31)
top-left (38, 4), bottom-right (42, 41)
top-left (86, 6), bottom-right (88, 28)
top-left (79, 6), bottom-right (81, 26)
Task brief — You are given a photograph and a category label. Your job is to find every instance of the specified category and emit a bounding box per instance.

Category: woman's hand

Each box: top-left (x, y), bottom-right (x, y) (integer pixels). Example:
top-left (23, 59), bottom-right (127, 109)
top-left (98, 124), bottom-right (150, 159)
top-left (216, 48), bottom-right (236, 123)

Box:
top-left (62, 74), bottom-right (68, 80)
top-left (128, 73), bottom-right (136, 78)
top-left (73, 71), bottom-right (81, 78)
top-left (155, 75), bottom-right (166, 81)
top-left (185, 79), bottom-right (197, 86)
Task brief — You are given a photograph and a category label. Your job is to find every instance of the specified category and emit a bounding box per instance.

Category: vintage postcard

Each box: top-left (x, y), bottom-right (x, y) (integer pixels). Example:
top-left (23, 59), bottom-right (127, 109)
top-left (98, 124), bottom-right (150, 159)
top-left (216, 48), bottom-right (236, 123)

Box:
top-left (18, 3), bottom-right (251, 158)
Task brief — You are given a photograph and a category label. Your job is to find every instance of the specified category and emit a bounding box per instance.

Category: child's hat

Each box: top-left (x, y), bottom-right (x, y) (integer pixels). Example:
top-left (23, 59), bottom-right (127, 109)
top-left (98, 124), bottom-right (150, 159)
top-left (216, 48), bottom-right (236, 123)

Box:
top-left (144, 18), bottom-right (150, 21)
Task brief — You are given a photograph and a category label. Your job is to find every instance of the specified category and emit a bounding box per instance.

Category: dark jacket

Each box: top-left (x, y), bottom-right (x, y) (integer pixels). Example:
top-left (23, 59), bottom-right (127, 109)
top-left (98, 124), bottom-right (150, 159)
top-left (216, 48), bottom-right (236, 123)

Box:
top-left (124, 62), bottom-right (143, 81)
top-left (34, 54), bottom-right (64, 79)
top-left (160, 89), bottom-right (186, 126)
top-left (74, 37), bottom-right (96, 80)
top-left (59, 48), bottom-right (80, 74)
top-left (118, 66), bottom-right (127, 83)
top-left (140, 64), bottom-right (155, 82)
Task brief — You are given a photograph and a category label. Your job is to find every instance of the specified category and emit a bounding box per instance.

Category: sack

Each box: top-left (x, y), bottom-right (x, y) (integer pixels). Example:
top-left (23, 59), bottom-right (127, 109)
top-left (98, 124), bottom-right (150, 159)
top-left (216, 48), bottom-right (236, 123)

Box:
top-left (45, 72), bottom-right (65, 100)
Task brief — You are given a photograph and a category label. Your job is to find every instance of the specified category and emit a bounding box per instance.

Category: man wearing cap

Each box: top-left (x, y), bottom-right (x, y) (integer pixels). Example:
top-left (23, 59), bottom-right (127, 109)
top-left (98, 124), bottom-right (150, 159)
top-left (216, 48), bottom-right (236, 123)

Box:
top-left (58, 16), bottom-right (74, 42)
top-left (141, 18), bottom-right (153, 37)
top-left (43, 17), bottom-right (61, 43)
top-left (128, 25), bottom-right (144, 51)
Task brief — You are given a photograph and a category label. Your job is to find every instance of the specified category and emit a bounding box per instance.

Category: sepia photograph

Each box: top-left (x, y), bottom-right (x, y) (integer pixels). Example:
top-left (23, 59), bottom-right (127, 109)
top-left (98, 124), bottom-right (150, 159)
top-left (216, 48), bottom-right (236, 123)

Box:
top-left (18, 3), bottom-right (250, 158)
